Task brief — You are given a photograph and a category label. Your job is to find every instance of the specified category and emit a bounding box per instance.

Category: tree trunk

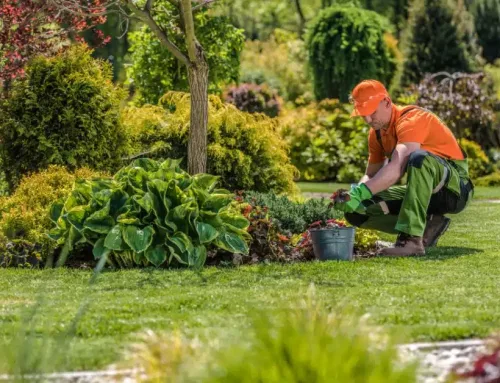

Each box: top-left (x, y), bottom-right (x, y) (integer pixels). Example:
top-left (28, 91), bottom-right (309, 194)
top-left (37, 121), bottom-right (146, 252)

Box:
top-left (187, 55), bottom-right (209, 175)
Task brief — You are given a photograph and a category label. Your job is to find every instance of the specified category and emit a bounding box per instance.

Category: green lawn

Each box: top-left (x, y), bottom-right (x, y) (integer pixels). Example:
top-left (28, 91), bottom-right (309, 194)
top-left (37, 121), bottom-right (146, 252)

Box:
top-left (297, 181), bottom-right (500, 200)
top-left (1, 199), bottom-right (499, 372)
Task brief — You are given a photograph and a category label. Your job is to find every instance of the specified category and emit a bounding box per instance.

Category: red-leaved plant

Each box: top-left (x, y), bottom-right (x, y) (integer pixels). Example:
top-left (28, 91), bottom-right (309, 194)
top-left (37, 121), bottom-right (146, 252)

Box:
top-left (450, 339), bottom-right (500, 383)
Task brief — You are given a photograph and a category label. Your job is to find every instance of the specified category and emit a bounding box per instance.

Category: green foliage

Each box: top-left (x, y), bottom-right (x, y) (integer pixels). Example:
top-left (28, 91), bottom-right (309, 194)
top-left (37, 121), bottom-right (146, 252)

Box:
top-left (123, 92), bottom-right (299, 194)
top-left (49, 158), bottom-right (251, 269)
top-left (399, 0), bottom-right (481, 87)
top-left (203, 291), bottom-right (418, 383)
top-left (0, 44), bottom-right (128, 190)
top-left (280, 99), bottom-right (368, 182)
top-left (0, 240), bottom-right (42, 268)
top-left (306, 4), bottom-right (398, 102)
top-left (468, 0), bottom-right (500, 64)
top-left (475, 171), bottom-right (500, 186)
top-left (459, 138), bottom-right (494, 179)
top-left (242, 191), bottom-right (340, 234)
top-left (0, 165), bottom-right (106, 263)
top-left (126, 4), bottom-right (245, 105)
top-left (223, 83), bottom-right (282, 117)
top-left (239, 29), bottom-right (313, 105)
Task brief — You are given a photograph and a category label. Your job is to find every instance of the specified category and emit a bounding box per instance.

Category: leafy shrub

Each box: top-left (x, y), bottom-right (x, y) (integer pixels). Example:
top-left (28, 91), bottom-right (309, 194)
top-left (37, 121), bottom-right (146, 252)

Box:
top-left (280, 99), bottom-right (368, 182)
top-left (0, 166), bottom-right (106, 263)
top-left (0, 44), bottom-right (128, 190)
top-left (400, 72), bottom-right (500, 149)
top-left (242, 191), bottom-right (340, 234)
top-left (475, 172), bottom-right (500, 186)
top-left (458, 138), bottom-right (494, 179)
top-left (239, 29), bottom-right (313, 105)
top-left (306, 4), bottom-right (398, 102)
top-left (468, 0), bottom-right (500, 64)
top-left (123, 92), bottom-right (299, 194)
top-left (49, 158), bottom-right (251, 269)
top-left (0, 240), bottom-right (42, 268)
top-left (126, 7), bottom-right (245, 105)
top-left (399, 0), bottom-right (481, 86)
top-left (223, 83), bottom-right (281, 117)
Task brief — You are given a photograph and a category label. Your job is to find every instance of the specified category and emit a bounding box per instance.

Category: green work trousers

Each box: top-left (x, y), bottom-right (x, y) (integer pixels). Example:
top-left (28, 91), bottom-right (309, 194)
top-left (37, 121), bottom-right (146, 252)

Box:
top-left (345, 150), bottom-right (473, 237)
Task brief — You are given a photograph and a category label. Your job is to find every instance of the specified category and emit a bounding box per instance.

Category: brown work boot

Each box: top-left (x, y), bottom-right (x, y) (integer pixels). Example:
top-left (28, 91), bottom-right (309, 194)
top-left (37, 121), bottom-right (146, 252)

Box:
top-left (378, 233), bottom-right (425, 257)
top-left (423, 214), bottom-right (451, 248)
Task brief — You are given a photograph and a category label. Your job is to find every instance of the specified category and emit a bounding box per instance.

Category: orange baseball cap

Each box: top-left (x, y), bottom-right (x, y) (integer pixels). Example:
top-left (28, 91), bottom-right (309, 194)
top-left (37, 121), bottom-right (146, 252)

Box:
top-left (350, 80), bottom-right (389, 117)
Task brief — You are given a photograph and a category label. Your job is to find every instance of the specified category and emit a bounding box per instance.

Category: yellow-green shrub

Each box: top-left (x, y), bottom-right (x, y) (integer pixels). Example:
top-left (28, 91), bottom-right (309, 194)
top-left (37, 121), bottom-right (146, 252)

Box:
top-left (475, 171), bottom-right (500, 186)
top-left (459, 138), bottom-right (494, 179)
top-left (280, 99), bottom-right (368, 183)
top-left (123, 92), bottom-right (299, 194)
top-left (0, 166), bottom-right (107, 262)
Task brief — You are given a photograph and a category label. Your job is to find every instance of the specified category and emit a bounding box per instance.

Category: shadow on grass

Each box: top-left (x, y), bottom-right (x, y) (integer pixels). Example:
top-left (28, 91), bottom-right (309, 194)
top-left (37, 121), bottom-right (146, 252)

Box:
top-left (419, 246), bottom-right (483, 260)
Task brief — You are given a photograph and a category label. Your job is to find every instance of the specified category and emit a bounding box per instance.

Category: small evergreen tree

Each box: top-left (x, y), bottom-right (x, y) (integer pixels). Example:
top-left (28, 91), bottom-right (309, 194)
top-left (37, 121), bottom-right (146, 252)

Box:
top-left (306, 4), bottom-right (398, 102)
top-left (400, 0), bottom-right (481, 86)
top-left (468, 0), bottom-right (500, 63)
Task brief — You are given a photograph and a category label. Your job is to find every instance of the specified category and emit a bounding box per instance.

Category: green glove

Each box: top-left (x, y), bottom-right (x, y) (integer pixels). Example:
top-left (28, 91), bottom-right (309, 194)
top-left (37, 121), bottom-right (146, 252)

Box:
top-left (335, 183), bottom-right (373, 213)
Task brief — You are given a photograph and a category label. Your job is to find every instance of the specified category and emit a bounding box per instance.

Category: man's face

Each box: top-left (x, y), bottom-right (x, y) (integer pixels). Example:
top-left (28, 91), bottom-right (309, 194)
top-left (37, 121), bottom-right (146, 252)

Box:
top-left (362, 98), bottom-right (392, 130)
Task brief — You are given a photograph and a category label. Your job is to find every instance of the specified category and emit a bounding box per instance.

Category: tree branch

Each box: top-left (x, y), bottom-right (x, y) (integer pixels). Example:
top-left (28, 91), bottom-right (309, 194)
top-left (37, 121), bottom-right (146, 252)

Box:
top-left (124, 0), bottom-right (189, 66)
top-left (192, 0), bottom-right (217, 13)
top-left (180, 0), bottom-right (198, 63)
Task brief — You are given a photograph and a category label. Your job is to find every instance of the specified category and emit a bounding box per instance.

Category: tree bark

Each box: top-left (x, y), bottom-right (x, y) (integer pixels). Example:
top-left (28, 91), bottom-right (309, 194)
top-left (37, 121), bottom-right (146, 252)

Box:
top-left (187, 52), bottom-right (209, 175)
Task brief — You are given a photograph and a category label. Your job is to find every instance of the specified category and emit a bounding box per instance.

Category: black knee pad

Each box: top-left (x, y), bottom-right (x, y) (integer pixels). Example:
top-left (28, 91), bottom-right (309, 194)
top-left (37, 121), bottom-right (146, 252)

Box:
top-left (344, 212), bottom-right (369, 227)
top-left (406, 150), bottom-right (429, 169)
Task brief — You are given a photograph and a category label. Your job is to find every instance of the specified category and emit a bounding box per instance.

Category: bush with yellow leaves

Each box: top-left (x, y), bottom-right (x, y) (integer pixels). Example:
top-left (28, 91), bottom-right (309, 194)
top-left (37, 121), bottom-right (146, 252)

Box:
top-left (123, 91), bottom-right (299, 194)
top-left (0, 165), bottom-right (107, 265)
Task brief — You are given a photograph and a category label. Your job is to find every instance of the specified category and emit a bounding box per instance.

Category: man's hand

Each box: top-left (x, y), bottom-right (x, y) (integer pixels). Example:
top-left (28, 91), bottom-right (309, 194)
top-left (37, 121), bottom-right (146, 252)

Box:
top-left (334, 183), bottom-right (373, 213)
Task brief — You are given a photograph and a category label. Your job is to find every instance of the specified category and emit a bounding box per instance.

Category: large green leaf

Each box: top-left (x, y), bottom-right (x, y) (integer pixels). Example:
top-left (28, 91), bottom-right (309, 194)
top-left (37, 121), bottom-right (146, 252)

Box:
top-left (122, 225), bottom-right (154, 253)
top-left (190, 245), bottom-right (207, 268)
top-left (93, 238), bottom-right (110, 260)
top-left (67, 206), bottom-right (88, 231)
top-left (132, 158), bottom-right (160, 172)
top-left (160, 158), bottom-right (183, 172)
top-left (195, 221), bottom-right (218, 243)
top-left (127, 167), bottom-right (149, 194)
top-left (168, 231), bottom-right (194, 256)
top-left (167, 245), bottom-right (188, 265)
top-left (202, 194), bottom-right (233, 213)
top-left (214, 230), bottom-right (249, 254)
top-left (93, 188), bottom-right (113, 206)
top-left (193, 174), bottom-right (219, 192)
top-left (109, 189), bottom-right (129, 216)
top-left (49, 201), bottom-right (64, 224)
top-left (48, 227), bottom-right (66, 244)
top-left (200, 210), bottom-right (223, 228)
top-left (145, 245), bottom-right (167, 267)
top-left (220, 212), bottom-right (250, 230)
top-left (84, 216), bottom-right (115, 234)
top-left (104, 225), bottom-right (123, 250)
top-left (134, 192), bottom-right (154, 213)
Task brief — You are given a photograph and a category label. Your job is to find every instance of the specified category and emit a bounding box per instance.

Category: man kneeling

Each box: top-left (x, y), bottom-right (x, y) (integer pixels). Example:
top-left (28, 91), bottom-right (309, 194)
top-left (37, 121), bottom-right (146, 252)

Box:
top-left (333, 80), bottom-right (474, 257)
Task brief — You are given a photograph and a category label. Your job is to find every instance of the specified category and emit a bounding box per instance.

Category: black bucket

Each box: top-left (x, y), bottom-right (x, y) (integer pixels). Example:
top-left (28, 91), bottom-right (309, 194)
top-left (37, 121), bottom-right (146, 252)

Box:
top-left (310, 227), bottom-right (355, 261)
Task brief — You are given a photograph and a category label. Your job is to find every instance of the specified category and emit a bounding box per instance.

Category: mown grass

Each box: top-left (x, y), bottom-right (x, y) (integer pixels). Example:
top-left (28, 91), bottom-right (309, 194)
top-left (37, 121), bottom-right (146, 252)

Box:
top-left (297, 181), bottom-right (500, 200)
top-left (0, 199), bottom-right (499, 372)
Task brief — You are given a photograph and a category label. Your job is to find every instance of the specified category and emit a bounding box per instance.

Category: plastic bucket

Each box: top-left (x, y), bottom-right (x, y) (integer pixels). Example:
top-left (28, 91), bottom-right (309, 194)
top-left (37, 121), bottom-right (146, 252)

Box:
top-left (310, 227), bottom-right (355, 261)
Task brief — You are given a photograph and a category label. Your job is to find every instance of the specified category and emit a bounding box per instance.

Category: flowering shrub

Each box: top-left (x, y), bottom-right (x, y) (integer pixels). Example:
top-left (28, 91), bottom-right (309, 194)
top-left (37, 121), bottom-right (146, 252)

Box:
top-left (401, 72), bottom-right (500, 149)
top-left (224, 83), bottom-right (282, 117)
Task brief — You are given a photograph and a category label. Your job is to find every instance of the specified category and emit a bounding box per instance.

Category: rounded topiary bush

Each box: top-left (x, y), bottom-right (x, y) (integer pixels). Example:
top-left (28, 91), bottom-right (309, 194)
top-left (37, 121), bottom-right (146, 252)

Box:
top-left (0, 44), bottom-right (129, 190)
top-left (458, 138), bottom-right (494, 179)
top-left (122, 91), bottom-right (299, 194)
top-left (223, 83), bottom-right (282, 117)
top-left (306, 4), bottom-right (398, 102)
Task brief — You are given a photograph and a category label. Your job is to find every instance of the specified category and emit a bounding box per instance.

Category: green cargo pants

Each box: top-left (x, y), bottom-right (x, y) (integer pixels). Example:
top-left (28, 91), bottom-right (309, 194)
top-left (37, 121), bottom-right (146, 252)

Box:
top-left (344, 150), bottom-right (474, 237)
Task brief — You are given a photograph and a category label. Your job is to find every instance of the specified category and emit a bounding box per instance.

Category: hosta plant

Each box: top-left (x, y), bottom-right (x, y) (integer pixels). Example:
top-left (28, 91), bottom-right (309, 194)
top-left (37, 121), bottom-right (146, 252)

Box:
top-left (48, 158), bottom-right (250, 269)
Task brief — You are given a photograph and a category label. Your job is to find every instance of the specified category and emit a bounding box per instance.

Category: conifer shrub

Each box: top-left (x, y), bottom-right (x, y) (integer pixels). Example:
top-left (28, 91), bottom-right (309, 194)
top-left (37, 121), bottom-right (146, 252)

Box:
top-left (123, 92), bottom-right (299, 194)
top-left (0, 44), bottom-right (128, 190)
top-left (306, 4), bottom-right (398, 102)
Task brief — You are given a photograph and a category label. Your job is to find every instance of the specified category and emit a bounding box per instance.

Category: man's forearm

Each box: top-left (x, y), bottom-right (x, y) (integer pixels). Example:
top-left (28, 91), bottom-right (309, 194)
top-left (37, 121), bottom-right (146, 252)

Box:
top-left (364, 162), bottom-right (402, 195)
top-left (359, 174), bottom-right (371, 184)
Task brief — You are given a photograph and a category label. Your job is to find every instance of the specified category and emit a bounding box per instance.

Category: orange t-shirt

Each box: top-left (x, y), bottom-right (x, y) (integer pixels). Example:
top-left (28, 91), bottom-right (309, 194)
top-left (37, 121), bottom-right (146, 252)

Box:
top-left (368, 104), bottom-right (464, 164)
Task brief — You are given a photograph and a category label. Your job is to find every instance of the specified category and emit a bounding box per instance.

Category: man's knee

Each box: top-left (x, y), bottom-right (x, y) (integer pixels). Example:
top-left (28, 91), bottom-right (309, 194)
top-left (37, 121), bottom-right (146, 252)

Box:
top-left (406, 150), bottom-right (430, 169)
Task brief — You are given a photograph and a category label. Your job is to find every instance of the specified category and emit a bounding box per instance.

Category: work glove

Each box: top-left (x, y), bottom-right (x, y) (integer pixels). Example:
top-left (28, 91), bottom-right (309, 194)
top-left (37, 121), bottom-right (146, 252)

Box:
top-left (333, 183), bottom-right (373, 213)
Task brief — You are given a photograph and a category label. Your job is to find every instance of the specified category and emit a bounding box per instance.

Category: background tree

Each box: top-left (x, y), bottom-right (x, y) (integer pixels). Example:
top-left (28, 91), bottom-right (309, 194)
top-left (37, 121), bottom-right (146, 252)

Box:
top-left (0, 0), bottom-right (107, 93)
top-left (50, 0), bottom-right (231, 175)
top-left (306, 4), bottom-right (398, 102)
top-left (126, 7), bottom-right (244, 105)
top-left (467, 0), bottom-right (500, 64)
top-left (399, 0), bottom-right (482, 87)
